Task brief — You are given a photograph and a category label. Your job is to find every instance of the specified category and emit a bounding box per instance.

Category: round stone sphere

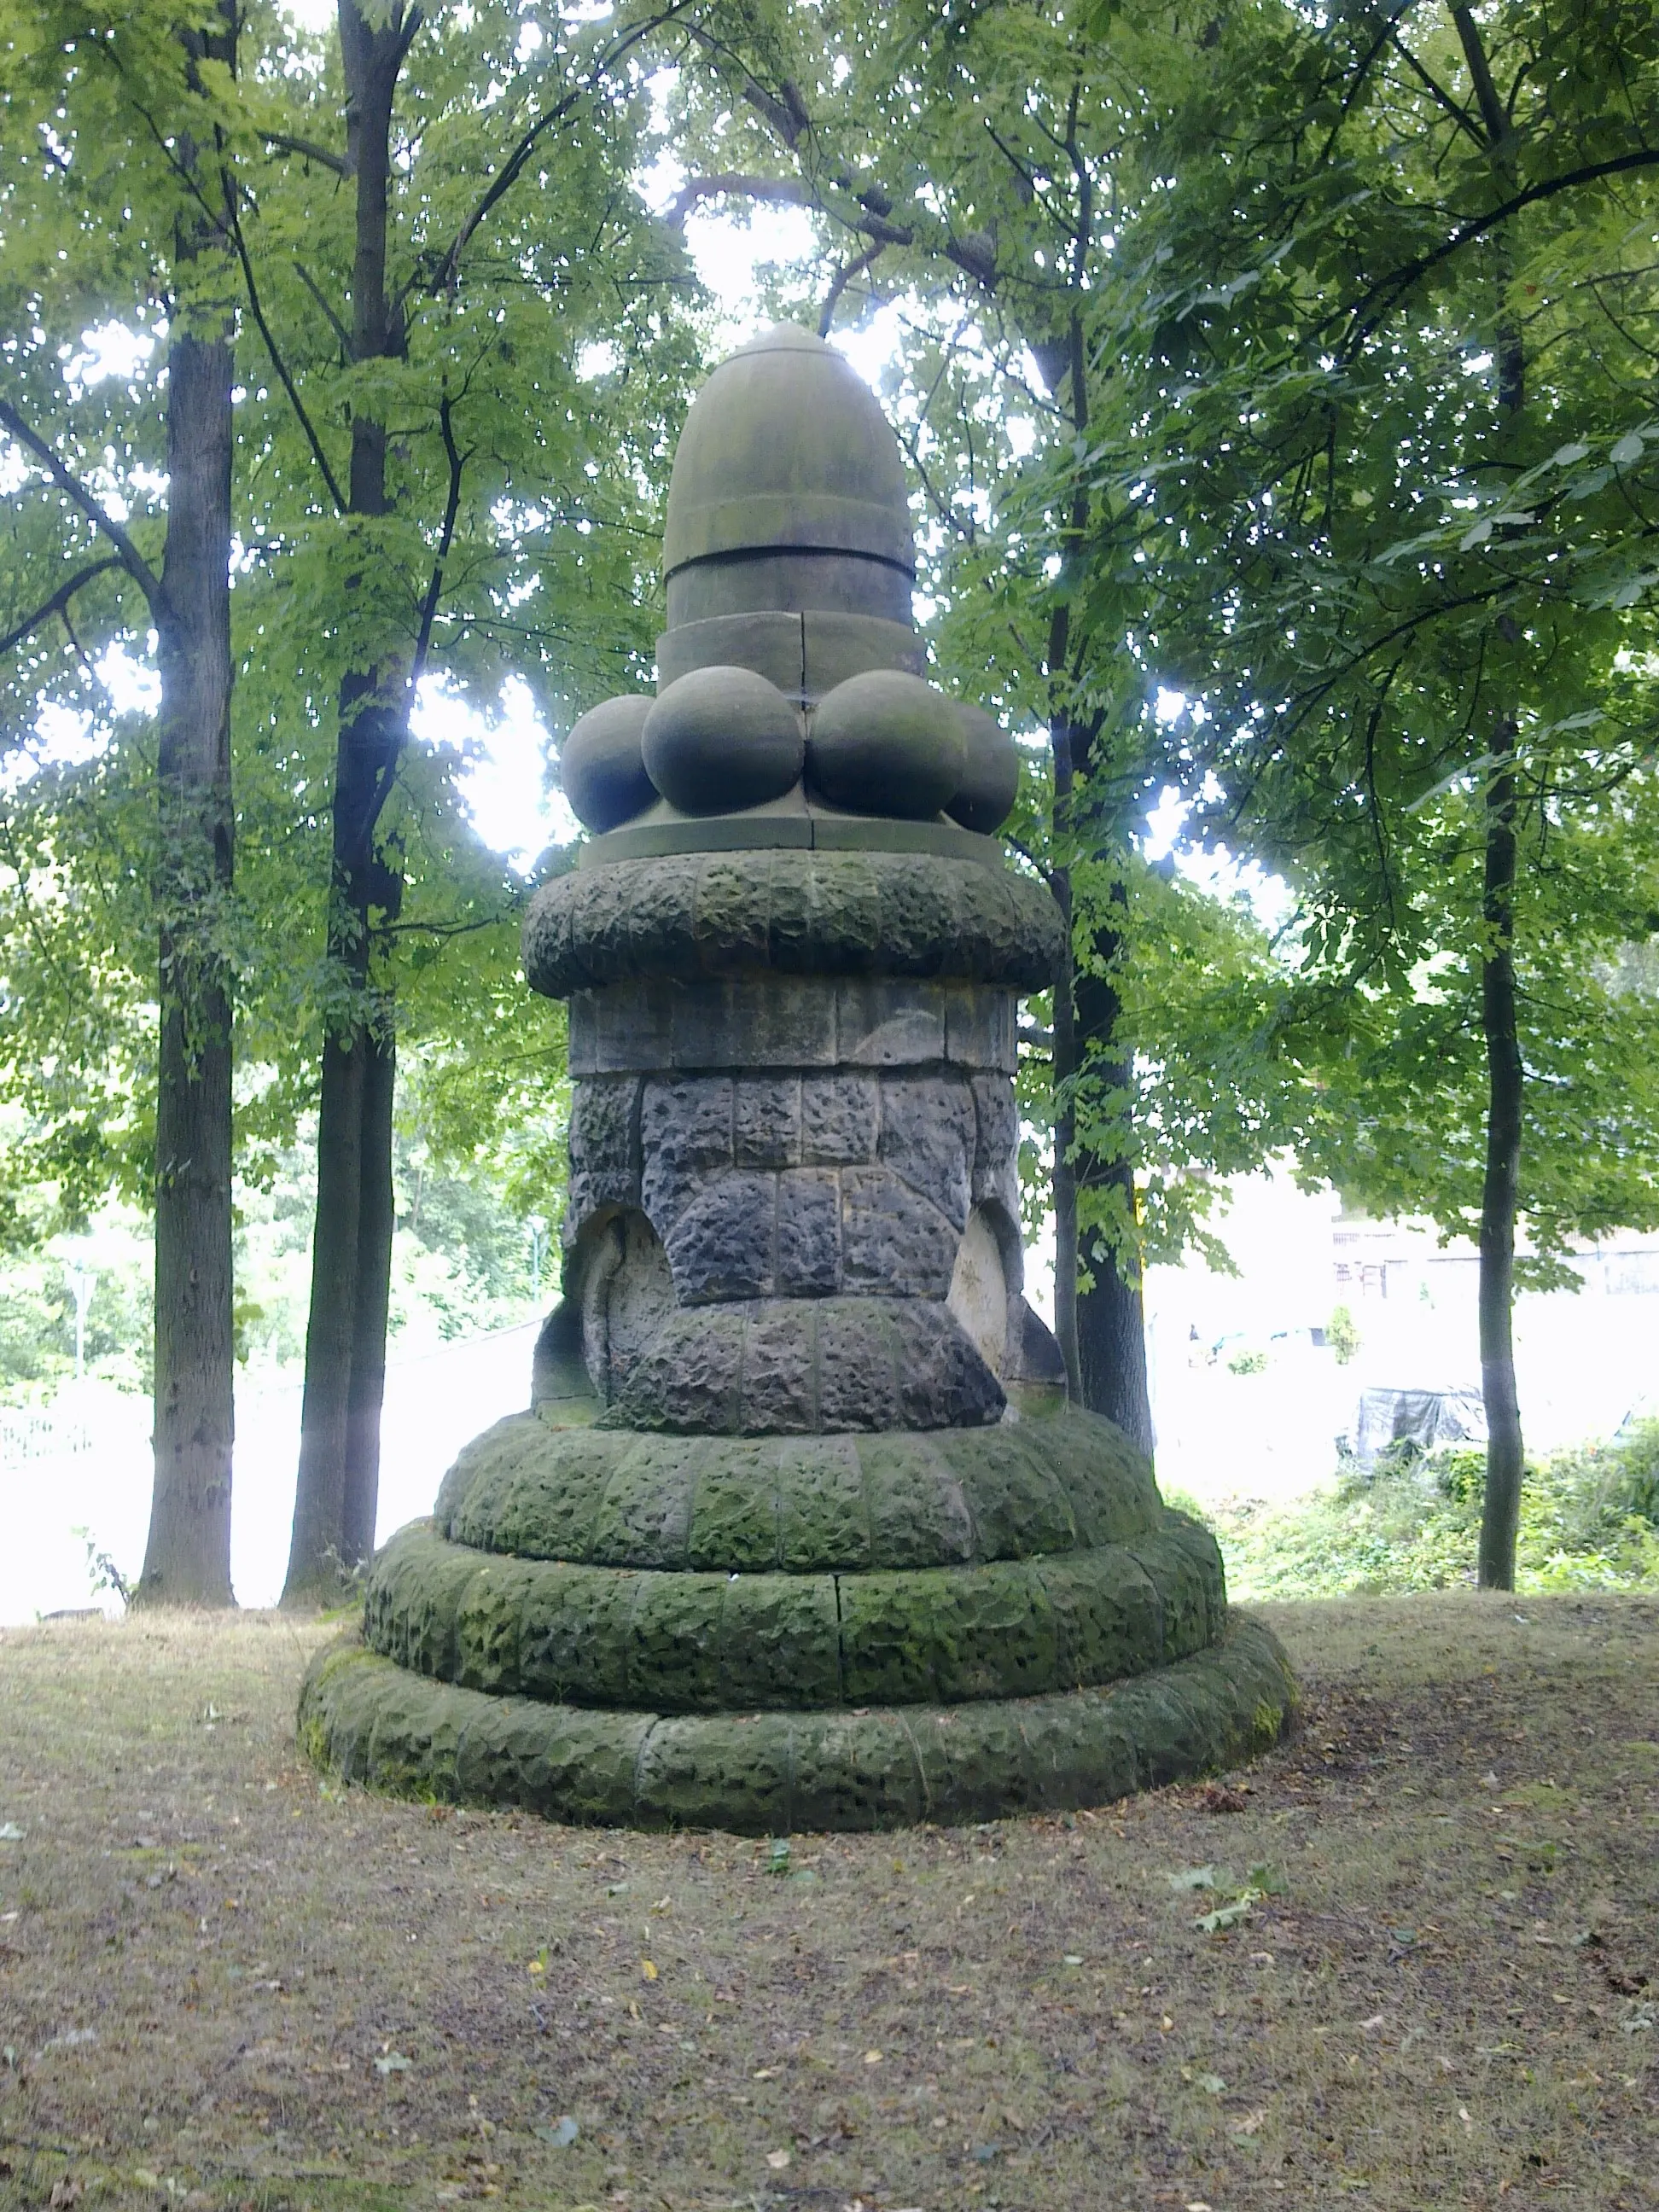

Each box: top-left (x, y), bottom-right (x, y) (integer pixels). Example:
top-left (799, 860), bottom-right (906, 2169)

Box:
top-left (642, 666), bottom-right (804, 815)
top-left (559, 694), bottom-right (655, 832)
top-left (946, 703), bottom-right (1022, 834)
top-left (807, 669), bottom-right (966, 819)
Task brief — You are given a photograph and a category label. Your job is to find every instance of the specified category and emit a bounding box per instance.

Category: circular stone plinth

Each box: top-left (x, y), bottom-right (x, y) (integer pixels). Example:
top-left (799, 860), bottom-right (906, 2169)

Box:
top-left (521, 847), bottom-right (1062, 999)
top-left (434, 1405), bottom-right (1162, 1570)
top-left (363, 1511), bottom-right (1225, 1714)
top-left (299, 1613), bottom-right (1296, 1833)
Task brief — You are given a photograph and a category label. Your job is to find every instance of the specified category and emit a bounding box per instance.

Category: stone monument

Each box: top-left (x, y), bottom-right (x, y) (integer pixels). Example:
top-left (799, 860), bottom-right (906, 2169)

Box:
top-left (300, 326), bottom-right (1296, 1830)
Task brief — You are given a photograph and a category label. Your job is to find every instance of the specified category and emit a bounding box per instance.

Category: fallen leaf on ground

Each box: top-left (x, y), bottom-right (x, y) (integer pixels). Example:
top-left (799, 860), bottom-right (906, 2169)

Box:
top-left (1166, 1866), bottom-right (1217, 1891)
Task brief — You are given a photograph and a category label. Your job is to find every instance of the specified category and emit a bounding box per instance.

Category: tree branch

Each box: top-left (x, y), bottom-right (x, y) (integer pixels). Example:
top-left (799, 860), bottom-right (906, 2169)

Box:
top-left (409, 394), bottom-right (466, 691)
top-left (665, 170), bottom-right (812, 227)
top-left (0, 556), bottom-right (125, 658)
top-left (225, 205), bottom-right (347, 511)
top-left (1388, 28), bottom-right (1482, 145)
top-left (0, 399), bottom-right (161, 608)
top-left (1348, 147), bottom-right (1659, 345)
top-left (432, 1), bottom-right (695, 294)
top-left (294, 260), bottom-right (354, 355)
top-left (263, 131), bottom-right (350, 176)
top-left (818, 242), bottom-right (883, 336)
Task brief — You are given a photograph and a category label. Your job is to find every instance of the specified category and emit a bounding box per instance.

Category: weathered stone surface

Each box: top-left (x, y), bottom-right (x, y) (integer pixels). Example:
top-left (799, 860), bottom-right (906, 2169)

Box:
top-left (367, 1520), bottom-right (1211, 1712)
top-left (525, 849), bottom-right (1062, 998)
top-left (970, 1073), bottom-right (1019, 1208)
top-left (567, 1077), bottom-right (640, 1220)
top-left (639, 1077), bottom-right (732, 1228)
top-left (879, 1075), bottom-right (975, 1228)
top-left (734, 1077), bottom-right (800, 1166)
top-left (642, 665), bottom-right (804, 815)
top-left (946, 702), bottom-right (1021, 835)
top-left (605, 1296), bottom-right (1001, 1435)
top-left (840, 1170), bottom-right (958, 1296)
top-left (800, 1074), bottom-right (878, 1163)
top-left (807, 669), bottom-right (965, 819)
top-left (568, 976), bottom-right (1022, 1077)
top-left (300, 1612), bottom-right (1300, 1831)
top-left (438, 1402), bottom-right (1159, 1571)
top-left (774, 1170), bottom-right (841, 1295)
top-left (734, 1302), bottom-right (818, 1432)
top-left (663, 1171), bottom-right (776, 1301)
top-left (558, 695), bottom-right (655, 833)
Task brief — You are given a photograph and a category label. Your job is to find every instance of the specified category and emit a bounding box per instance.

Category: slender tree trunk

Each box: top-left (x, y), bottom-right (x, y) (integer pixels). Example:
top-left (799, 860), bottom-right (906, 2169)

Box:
top-left (282, 0), bottom-right (412, 1602)
top-left (342, 1016), bottom-right (396, 1564)
top-left (1476, 756), bottom-right (1524, 1587)
top-left (284, 1029), bottom-right (364, 1598)
top-left (136, 9), bottom-right (238, 1608)
top-left (1074, 969), bottom-right (1154, 1457)
top-left (1452, 2), bottom-right (1528, 1587)
top-left (1049, 730), bottom-right (1082, 1397)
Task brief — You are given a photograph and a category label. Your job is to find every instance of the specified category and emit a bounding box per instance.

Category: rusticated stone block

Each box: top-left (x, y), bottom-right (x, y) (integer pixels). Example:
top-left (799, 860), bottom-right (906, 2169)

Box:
top-left (841, 1167), bottom-right (959, 1296)
top-left (815, 1301), bottom-right (901, 1433)
top-left (640, 1076), bottom-right (732, 1228)
top-left (523, 849), bottom-right (1063, 998)
top-left (734, 1077), bottom-right (800, 1166)
top-left (775, 1169), bottom-right (841, 1295)
top-left (970, 1072), bottom-right (1019, 1202)
top-left (888, 1298), bottom-right (1004, 1428)
top-left (664, 1171), bottom-right (777, 1301)
top-left (800, 1073), bottom-right (878, 1163)
top-left (300, 1614), bottom-right (1300, 1831)
top-left (879, 1075), bottom-right (975, 1228)
top-left (738, 1304), bottom-right (818, 1431)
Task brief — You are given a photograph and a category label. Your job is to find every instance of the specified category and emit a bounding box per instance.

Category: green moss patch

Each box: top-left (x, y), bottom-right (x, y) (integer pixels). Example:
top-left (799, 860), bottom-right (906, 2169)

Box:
top-left (300, 1613), bottom-right (1297, 1832)
top-left (437, 1404), bottom-right (1161, 1572)
top-left (364, 1514), bottom-right (1223, 1713)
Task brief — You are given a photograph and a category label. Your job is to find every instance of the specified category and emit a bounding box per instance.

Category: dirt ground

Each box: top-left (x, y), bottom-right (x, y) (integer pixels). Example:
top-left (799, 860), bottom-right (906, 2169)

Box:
top-left (0, 1594), bottom-right (1653, 2212)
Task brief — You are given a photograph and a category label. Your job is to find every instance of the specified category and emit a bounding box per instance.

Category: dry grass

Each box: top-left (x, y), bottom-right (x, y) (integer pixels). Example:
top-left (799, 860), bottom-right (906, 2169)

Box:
top-left (0, 1595), bottom-right (1654, 2212)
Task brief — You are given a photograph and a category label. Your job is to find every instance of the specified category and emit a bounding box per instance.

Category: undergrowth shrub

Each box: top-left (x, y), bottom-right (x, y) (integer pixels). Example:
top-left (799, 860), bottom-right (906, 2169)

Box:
top-left (1208, 1418), bottom-right (1659, 1600)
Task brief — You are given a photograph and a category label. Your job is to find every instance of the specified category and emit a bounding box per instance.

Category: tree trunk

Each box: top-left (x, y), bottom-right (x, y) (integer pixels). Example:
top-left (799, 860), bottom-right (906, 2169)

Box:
top-left (1048, 727), bottom-right (1082, 1397)
top-left (1073, 972), bottom-right (1154, 1456)
top-left (282, 0), bottom-right (412, 1602)
top-left (1451, 2), bottom-right (1527, 1588)
top-left (135, 9), bottom-right (238, 1609)
top-left (1476, 755), bottom-right (1524, 1588)
top-left (342, 1014), bottom-right (396, 1564)
top-left (283, 1028), bottom-right (364, 1600)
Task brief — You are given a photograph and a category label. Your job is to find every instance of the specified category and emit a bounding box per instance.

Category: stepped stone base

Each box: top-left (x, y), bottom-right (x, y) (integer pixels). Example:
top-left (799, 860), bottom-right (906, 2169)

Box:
top-left (300, 1400), bottom-right (1298, 1832)
top-left (299, 1612), bottom-right (1295, 1834)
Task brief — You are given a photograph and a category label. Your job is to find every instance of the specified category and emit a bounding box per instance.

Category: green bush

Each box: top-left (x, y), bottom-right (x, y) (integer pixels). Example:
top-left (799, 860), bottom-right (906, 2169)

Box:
top-left (1212, 1421), bottom-right (1659, 1600)
top-left (1326, 1304), bottom-right (1362, 1365)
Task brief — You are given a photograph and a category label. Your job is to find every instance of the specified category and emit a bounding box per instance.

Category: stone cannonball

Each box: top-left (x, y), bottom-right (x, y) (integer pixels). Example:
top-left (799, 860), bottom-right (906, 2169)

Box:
top-left (641, 665), bottom-right (805, 815)
top-left (946, 703), bottom-right (1022, 835)
top-left (806, 669), bottom-right (966, 820)
top-left (558, 694), bottom-right (655, 832)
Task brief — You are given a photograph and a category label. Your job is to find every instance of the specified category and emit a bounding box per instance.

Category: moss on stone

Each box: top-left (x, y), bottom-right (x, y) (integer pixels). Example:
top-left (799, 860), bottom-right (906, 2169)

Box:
top-left (523, 848), bottom-right (1062, 999)
top-left (363, 1515), bottom-right (1221, 1713)
top-left (299, 1613), bottom-right (1299, 1833)
top-left (437, 1405), bottom-right (1164, 1574)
